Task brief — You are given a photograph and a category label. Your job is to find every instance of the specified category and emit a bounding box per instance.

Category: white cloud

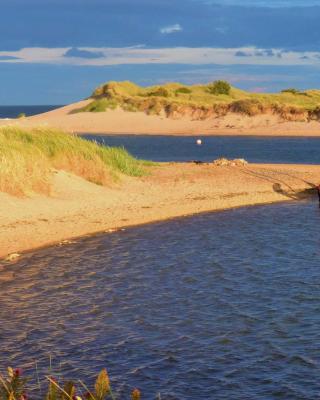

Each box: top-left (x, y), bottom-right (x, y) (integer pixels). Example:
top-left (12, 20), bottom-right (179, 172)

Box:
top-left (201, 0), bottom-right (320, 7)
top-left (0, 47), bottom-right (67, 64)
top-left (0, 46), bottom-right (319, 67)
top-left (160, 24), bottom-right (183, 34)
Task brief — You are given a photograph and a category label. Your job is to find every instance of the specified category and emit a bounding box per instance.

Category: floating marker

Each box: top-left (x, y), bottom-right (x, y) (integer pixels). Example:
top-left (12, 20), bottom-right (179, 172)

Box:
top-left (196, 139), bottom-right (202, 145)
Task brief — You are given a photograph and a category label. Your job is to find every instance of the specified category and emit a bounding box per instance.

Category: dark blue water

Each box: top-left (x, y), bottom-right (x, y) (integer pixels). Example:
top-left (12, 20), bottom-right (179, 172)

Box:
top-left (1, 201), bottom-right (320, 399)
top-left (0, 105), bottom-right (62, 118)
top-left (83, 134), bottom-right (320, 164)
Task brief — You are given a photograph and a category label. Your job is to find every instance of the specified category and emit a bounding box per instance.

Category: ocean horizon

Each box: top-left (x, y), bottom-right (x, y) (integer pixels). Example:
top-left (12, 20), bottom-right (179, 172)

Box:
top-left (0, 105), bottom-right (63, 119)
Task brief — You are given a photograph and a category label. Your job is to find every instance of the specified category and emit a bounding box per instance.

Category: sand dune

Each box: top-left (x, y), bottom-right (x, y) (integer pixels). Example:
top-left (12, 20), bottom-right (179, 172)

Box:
top-left (1, 162), bottom-right (319, 259)
top-left (1, 100), bottom-right (320, 136)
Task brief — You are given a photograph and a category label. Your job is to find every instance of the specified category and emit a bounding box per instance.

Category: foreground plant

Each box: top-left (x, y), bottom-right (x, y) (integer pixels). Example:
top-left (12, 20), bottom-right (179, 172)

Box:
top-left (0, 127), bottom-right (151, 196)
top-left (0, 367), bottom-right (141, 400)
top-left (0, 368), bottom-right (27, 400)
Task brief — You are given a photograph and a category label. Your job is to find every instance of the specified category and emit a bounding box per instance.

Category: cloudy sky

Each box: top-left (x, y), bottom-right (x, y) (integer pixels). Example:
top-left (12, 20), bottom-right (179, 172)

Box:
top-left (2, 0), bottom-right (320, 104)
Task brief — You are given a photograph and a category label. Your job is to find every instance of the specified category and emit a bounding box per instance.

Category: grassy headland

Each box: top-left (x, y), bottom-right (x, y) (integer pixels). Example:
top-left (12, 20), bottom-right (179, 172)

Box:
top-left (72, 80), bottom-right (320, 122)
top-left (0, 126), bottom-right (149, 196)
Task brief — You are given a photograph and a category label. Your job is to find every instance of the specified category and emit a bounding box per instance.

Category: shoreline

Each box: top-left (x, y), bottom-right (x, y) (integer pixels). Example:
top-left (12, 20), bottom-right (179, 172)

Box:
top-left (1, 162), bottom-right (319, 261)
top-left (0, 198), bottom-right (310, 263)
top-left (78, 132), bottom-right (320, 139)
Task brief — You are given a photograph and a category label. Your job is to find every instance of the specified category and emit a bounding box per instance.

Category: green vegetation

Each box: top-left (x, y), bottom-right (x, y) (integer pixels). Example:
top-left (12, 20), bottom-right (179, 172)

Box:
top-left (0, 366), bottom-right (141, 400)
top-left (0, 127), bottom-right (151, 196)
top-left (230, 99), bottom-right (265, 116)
top-left (73, 80), bottom-right (320, 121)
top-left (207, 80), bottom-right (231, 95)
top-left (175, 87), bottom-right (192, 95)
top-left (281, 88), bottom-right (309, 96)
top-left (17, 112), bottom-right (26, 119)
top-left (72, 98), bottom-right (118, 113)
top-left (281, 88), bottom-right (302, 95)
top-left (146, 87), bottom-right (169, 97)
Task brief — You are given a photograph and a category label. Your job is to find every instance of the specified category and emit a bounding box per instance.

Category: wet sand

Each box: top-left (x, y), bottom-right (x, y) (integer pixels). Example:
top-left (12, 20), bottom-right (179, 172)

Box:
top-left (1, 162), bottom-right (319, 259)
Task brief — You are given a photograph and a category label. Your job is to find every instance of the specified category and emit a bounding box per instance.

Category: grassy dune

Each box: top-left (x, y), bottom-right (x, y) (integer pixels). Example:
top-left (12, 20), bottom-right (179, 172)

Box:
top-left (73, 80), bottom-right (320, 121)
top-left (0, 127), bottom-right (149, 196)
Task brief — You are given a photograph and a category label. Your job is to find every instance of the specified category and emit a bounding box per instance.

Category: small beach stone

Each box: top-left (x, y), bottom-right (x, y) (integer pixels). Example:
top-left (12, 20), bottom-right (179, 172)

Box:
top-left (58, 239), bottom-right (76, 246)
top-left (213, 157), bottom-right (248, 166)
top-left (234, 158), bottom-right (248, 165)
top-left (5, 253), bottom-right (20, 262)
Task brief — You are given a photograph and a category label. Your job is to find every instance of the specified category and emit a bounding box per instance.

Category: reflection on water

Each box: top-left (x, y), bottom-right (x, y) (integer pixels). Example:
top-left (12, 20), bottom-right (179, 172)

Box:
top-left (83, 134), bottom-right (320, 164)
top-left (1, 201), bottom-right (320, 399)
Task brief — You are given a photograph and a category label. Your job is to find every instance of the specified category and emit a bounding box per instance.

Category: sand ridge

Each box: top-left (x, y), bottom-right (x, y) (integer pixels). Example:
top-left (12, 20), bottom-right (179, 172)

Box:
top-left (1, 162), bottom-right (319, 259)
top-left (2, 100), bottom-right (320, 136)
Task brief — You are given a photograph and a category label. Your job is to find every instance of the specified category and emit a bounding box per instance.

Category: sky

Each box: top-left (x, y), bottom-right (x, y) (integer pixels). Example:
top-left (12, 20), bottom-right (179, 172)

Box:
top-left (1, 0), bottom-right (320, 104)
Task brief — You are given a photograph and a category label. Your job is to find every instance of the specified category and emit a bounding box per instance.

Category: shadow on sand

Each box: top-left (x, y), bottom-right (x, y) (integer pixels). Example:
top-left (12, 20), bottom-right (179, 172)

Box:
top-left (239, 166), bottom-right (318, 201)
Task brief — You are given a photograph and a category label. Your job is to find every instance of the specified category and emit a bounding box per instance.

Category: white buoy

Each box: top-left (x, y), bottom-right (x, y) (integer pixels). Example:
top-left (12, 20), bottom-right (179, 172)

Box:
top-left (196, 139), bottom-right (202, 145)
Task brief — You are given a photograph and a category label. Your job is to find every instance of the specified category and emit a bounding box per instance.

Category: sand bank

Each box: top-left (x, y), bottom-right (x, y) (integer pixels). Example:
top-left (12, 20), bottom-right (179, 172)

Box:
top-left (2, 100), bottom-right (320, 136)
top-left (1, 162), bottom-right (319, 259)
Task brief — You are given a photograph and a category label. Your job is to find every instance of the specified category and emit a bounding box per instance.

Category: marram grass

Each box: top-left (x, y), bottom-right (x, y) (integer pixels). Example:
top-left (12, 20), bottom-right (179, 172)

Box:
top-left (0, 127), bottom-right (151, 197)
top-left (0, 366), bottom-right (142, 400)
top-left (74, 80), bottom-right (320, 120)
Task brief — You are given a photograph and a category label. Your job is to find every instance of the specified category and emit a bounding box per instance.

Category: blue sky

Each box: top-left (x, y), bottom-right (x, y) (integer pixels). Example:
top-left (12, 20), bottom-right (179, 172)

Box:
top-left (1, 0), bottom-right (320, 104)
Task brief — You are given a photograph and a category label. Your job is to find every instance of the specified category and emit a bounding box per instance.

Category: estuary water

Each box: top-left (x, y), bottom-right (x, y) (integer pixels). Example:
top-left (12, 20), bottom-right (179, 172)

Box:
top-left (1, 201), bottom-right (320, 399)
top-left (83, 134), bottom-right (320, 164)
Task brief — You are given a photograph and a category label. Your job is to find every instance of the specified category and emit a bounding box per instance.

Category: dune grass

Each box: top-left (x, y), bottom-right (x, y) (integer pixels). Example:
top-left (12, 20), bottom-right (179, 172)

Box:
top-left (0, 366), bottom-right (141, 400)
top-left (0, 126), bottom-right (151, 197)
top-left (73, 80), bottom-right (320, 120)
top-left (72, 98), bottom-right (118, 113)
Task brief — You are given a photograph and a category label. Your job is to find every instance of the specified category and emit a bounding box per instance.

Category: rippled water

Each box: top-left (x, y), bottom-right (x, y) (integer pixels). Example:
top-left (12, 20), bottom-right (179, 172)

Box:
top-left (1, 201), bottom-right (320, 399)
top-left (83, 134), bottom-right (320, 164)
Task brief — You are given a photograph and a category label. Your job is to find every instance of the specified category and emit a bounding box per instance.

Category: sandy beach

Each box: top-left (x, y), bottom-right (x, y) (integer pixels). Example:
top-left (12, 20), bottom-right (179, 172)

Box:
top-left (1, 162), bottom-right (319, 260)
top-left (1, 100), bottom-right (320, 136)
top-left (0, 100), bottom-right (320, 137)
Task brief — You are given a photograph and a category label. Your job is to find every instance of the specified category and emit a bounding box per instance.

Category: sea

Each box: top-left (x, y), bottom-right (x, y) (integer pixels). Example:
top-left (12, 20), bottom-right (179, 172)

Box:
top-left (0, 105), bottom-right (62, 119)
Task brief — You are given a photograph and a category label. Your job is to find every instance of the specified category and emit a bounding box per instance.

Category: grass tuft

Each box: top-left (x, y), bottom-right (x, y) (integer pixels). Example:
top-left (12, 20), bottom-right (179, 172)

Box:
top-left (0, 366), bottom-right (142, 400)
top-left (72, 98), bottom-right (118, 113)
top-left (0, 127), bottom-right (150, 196)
